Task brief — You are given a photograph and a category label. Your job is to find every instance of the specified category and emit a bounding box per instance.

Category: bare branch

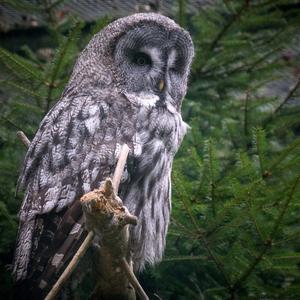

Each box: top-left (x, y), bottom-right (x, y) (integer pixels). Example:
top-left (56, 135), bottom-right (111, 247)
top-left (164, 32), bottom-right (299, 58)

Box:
top-left (112, 144), bottom-right (130, 190)
top-left (16, 131), bottom-right (31, 148)
top-left (44, 232), bottom-right (94, 300)
top-left (121, 257), bottom-right (149, 300)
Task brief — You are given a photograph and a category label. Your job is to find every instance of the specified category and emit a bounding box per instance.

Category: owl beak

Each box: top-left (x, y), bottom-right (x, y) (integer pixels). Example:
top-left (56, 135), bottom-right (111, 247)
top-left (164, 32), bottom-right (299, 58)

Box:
top-left (158, 79), bottom-right (165, 92)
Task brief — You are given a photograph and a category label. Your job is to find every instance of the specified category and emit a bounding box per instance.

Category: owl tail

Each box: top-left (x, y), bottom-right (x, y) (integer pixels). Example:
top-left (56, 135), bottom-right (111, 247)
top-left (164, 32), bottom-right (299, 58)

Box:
top-left (12, 218), bottom-right (35, 281)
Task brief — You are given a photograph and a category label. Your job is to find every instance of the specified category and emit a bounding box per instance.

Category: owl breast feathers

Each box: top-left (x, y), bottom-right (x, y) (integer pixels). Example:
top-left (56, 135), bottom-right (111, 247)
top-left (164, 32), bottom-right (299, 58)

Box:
top-left (13, 13), bottom-right (194, 297)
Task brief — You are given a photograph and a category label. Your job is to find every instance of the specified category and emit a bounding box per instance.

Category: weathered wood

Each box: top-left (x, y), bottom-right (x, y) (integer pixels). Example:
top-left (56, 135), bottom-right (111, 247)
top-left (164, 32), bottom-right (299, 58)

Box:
top-left (81, 178), bottom-right (138, 300)
top-left (16, 131), bottom-right (31, 147)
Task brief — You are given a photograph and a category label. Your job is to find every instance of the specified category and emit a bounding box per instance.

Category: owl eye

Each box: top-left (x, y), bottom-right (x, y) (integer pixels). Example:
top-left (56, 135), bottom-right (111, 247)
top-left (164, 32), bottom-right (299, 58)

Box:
top-left (132, 52), bottom-right (152, 67)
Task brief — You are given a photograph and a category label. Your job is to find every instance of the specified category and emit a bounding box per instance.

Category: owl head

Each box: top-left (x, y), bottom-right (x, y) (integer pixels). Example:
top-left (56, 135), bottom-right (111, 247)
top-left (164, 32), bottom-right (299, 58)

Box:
top-left (69, 13), bottom-right (194, 111)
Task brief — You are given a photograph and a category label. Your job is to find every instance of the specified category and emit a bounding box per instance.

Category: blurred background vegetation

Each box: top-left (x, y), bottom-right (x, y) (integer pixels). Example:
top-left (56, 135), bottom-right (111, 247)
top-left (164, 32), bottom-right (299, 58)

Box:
top-left (0, 0), bottom-right (300, 299)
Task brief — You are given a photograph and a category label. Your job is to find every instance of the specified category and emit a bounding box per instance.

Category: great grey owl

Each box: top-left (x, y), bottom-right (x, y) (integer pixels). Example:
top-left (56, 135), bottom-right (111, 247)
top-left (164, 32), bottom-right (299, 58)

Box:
top-left (13, 13), bottom-right (194, 298)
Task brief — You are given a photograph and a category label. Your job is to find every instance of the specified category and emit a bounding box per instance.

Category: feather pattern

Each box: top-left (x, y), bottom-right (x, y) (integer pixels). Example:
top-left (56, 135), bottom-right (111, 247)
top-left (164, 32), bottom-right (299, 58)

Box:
top-left (13, 12), bottom-right (193, 298)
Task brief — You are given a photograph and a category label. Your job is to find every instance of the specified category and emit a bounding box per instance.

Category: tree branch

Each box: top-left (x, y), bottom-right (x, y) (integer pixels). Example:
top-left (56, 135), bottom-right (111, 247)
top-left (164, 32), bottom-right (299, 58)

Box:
top-left (273, 76), bottom-right (300, 115)
top-left (44, 232), bottom-right (94, 300)
top-left (16, 131), bottom-right (31, 148)
top-left (120, 257), bottom-right (149, 300)
top-left (112, 144), bottom-right (130, 189)
top-left (232, 175), bottom-right (300, 292)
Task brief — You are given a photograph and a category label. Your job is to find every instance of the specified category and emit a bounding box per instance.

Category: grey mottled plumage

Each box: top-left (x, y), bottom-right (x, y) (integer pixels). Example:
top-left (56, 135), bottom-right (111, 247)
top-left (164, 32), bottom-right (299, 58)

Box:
top-left (13, 13), bottom-right (194, 296)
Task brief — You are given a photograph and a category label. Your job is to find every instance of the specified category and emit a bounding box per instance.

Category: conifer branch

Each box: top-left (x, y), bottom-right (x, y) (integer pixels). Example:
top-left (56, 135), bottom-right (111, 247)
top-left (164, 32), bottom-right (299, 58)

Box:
top-left (162, 255), bottom-right (207, 262)
top-left (269, 175), bottom-right (300, 238)
top-left (173, 172), bottom-right (202, 234)
top-left (208, 3), bottom-right (246, 53)
top-left (205, 178), bottom-right (263, 237)
top-left (222, 46), bottom-right (280, 78)
top-left (194, 2), bottom-right (248, 76)
top-left (211, 1), bottom-right (249, 49)
top-left (1, 117), bottom-right (23, 132)
top-left (253, 128), bottom-right (266, 177)
top-left (3, 0), bottom-right (41, 13)
top-left (208, 139), bottom-right (217, 217)
top-left (178, 0), bottom-right (186, 27)
top-left (0, 48), bottom-right (42, 81)
top-left (44, 21), bottom-right (82, 111)
top-left (171, 216), bottom-right (201, 237)
top-left (247, 46), bottom-right (282, 73)
top-left (262, 77), bottom-right (300, 128)
top-left (244, 91), bottom-right (250, 138)
top-left (5, 80), bottom-right (42, 99)
top-left (274, 77), bottom-right (300, 115)
top-left (0, 57), bottom-right (26, 82)
top-left (200, 235), bottom-right (232, 290)
top-left (200, 43), bottom-right (282, 80)
top-left (273, 230), bottom-right (300, 246)
top-left (267, 136), bottom-right (300, 173)
top-left (232, 175), bottom-right (300, 292)
top-left (245, 195), bottom-right (265, 242)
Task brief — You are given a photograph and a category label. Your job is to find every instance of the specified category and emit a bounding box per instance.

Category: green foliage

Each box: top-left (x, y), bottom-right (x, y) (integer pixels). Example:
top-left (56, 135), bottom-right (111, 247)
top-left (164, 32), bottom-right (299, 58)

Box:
top-left (143, 1), bottom-right (300, 299)
top-left (0, 0), bottom-right (300, 299)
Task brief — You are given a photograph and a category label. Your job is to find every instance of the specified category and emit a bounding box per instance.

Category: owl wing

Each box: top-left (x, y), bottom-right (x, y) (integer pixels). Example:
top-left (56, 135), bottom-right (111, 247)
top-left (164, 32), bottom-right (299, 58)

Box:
top-left (13, 91), bottom-right (133, 296)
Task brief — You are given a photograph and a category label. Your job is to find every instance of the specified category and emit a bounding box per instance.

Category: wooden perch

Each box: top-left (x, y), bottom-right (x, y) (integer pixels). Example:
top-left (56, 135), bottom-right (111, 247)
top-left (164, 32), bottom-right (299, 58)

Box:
top-left (81, 178), bottom-right (138, 236)
top-left (16, 132), bottom-right (148, 300)
top-left (16, 131), bottom-right (31, 148)
top-left (81, 178), bottom-right (140, 300)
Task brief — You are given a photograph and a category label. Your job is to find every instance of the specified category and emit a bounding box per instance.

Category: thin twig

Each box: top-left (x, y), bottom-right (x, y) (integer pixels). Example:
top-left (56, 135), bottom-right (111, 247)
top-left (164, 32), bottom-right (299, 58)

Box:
top-left (208, 140), bottom-right (216, 217)
top-left (208, 3), bottom-right (245, 52)
top-left (173, 171), bottom-right (203, 234)
top-left (1, 117), bottom-right (23, 132)
top-left (200, 236), bottom-right (232, 290)
top-left (121, 257), bottom-right (149, 300)
top-left (274, 77), bottom-right (300, 114)
top-left (263, 77), bottom-right (300, 128)
top-left (16, 131), bottom-right (31, 148)
top-left (245, 195), bottom-right (265, 242)
top-left (255, 129), bottom-right (265, 178)
top-left (44, 232), bottom-right (94, 300)
top-left (112, 144), bottom-right (130, 189)
top-left (244, 91), bottom-right (249, 137)
top-left (196, 1), bottom-right (248, 75)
